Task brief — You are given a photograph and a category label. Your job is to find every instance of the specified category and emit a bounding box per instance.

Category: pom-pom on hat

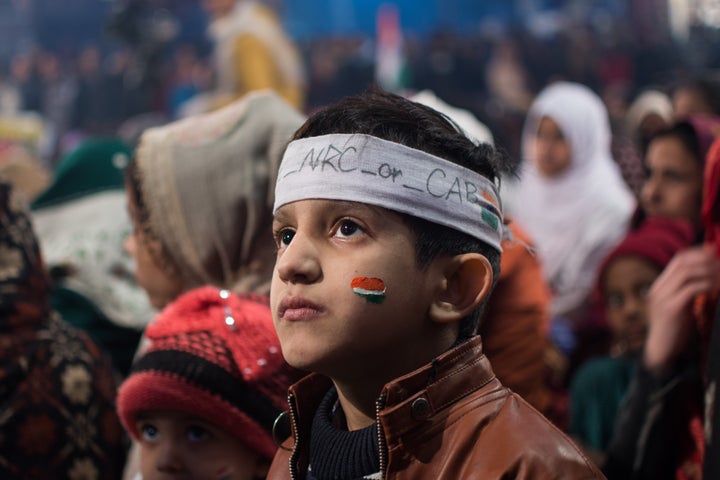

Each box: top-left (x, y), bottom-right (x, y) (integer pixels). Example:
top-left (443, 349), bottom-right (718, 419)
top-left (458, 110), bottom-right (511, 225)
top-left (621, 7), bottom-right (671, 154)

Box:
top-left (117, 286), bottom-right (298, 460)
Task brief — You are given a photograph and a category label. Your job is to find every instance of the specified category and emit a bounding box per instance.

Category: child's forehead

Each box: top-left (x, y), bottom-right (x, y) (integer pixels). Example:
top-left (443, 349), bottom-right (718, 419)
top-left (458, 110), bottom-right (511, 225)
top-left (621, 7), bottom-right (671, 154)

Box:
top-left (603, 255), bottom-right (660, 285)
top-left (273, 199), bottom-right (398, 221)
top-left (136, 409), bottom-right (212, 425)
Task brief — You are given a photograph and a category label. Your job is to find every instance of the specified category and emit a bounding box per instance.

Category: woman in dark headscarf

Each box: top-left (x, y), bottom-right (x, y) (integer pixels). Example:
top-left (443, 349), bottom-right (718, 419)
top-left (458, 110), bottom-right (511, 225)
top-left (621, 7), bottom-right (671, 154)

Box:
top-left (0, 180), bottom-right (127, 478)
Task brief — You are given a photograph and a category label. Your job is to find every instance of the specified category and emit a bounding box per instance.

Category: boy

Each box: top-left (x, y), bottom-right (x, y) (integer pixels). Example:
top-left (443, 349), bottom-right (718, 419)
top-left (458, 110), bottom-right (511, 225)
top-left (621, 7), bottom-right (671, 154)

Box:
top-left (267, 89), bottom-right (604, 479)
top-left (117, 286), bottom-right (300, 480)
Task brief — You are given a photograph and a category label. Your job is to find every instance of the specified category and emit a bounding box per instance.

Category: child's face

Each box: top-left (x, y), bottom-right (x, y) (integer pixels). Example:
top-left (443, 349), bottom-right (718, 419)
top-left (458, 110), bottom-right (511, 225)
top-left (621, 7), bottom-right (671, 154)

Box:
top-left (603, 256), bottom-right (661, 354)
top-left (271, 199), bottom-right (453, 382)
top-left (641, 135), bottom-right (703, 224)
top-left (137, 410), bottom-right (267, 480)
top-left (124, 189), bottom-right (183, 309)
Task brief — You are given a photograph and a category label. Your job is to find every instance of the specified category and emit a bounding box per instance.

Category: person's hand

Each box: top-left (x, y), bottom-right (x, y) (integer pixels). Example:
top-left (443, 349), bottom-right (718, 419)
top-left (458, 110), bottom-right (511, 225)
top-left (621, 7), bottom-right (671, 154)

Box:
top-left (644, 245), bottom-right (720, 374)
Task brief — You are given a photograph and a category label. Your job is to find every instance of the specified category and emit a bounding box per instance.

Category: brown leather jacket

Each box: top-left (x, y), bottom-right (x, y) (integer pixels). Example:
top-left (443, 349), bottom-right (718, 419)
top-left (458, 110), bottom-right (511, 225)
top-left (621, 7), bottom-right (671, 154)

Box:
top-left (268, 336), bottom-right (605, 479)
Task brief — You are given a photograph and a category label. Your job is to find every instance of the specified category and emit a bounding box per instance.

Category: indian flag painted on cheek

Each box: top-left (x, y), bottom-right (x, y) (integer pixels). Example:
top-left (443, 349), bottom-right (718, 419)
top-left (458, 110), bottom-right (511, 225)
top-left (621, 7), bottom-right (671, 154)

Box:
top-left (351, 277), bottom-right (387, 304)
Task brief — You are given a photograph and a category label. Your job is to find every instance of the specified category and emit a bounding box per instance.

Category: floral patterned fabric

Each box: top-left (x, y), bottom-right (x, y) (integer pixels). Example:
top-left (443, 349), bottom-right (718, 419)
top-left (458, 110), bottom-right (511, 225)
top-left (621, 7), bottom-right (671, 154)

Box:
top-left (0, 180), bottom-right (126, 479)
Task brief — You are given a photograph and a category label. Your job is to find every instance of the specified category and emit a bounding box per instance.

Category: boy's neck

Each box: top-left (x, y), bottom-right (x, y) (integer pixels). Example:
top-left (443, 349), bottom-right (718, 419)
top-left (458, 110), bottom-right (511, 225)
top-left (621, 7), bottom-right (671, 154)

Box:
top-left (328, 330), bottom-right (462, 430)
top-left (333, 379), bottom-right (382, 431)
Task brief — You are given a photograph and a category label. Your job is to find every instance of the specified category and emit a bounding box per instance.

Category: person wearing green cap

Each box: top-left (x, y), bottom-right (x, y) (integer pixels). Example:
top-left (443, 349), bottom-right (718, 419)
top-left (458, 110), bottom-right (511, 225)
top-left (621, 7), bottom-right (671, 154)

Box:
top-left (31, 137), bottom-right (156, 377)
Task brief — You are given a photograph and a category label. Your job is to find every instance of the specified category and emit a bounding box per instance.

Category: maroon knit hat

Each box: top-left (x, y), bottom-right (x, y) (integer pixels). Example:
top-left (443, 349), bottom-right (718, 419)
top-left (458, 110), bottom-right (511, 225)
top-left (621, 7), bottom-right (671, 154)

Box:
top-left (596, 217), bottom-right (697, 298)
top-left (117, 286), bottom-right (299, 460)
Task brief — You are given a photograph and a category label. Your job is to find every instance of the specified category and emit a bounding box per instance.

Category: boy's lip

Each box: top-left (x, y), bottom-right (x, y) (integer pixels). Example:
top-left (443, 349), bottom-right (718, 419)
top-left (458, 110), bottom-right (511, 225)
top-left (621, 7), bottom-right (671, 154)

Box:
top-left (277, 296), bottom-right (324, 321)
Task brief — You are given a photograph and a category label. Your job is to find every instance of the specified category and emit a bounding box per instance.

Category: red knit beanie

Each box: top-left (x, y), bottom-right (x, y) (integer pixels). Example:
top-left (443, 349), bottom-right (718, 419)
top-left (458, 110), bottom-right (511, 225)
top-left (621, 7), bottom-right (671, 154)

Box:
top-left (596, 217), bottom-right (698, 298)
top-left (117, 286), bottom-right (299, 461)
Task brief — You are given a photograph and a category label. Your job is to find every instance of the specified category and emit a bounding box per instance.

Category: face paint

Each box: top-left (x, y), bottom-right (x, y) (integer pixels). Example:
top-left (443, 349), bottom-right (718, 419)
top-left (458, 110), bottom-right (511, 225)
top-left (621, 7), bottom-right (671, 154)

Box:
top-left (351, 277), bottom-right (386, 304)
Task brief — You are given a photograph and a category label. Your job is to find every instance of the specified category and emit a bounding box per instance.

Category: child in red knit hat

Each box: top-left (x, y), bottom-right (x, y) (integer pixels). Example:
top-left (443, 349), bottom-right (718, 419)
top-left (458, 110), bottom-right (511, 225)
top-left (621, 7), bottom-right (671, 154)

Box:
top-left (117, 286), bottom-right (300, 480)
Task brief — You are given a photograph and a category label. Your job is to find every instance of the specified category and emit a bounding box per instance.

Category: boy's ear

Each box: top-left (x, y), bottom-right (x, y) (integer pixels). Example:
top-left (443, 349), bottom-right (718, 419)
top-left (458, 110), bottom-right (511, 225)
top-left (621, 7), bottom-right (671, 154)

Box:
top-left (429, 253), bottom-right (494, 324)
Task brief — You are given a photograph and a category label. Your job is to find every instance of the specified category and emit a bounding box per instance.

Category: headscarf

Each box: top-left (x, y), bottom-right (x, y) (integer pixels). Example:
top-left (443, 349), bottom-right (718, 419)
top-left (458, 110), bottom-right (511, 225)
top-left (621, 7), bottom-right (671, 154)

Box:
top-left (506, 82), bottom-right (636, 320)
top-left (684, 115), bottom-right (720, 166)
top-left (0, 180), bottom-right (126, 477)
top-left (134, 90), bottom-right (306, 296)
top-left (596, 217), bottom-right (697, 300)
top-left (700, 135), bottom-right (720, 480)
top-left (0, 180), bottom-right (51, 327)
top-left (625, 89), bottom-right (674, 140)
top-left (410, 90), bottom-right (494, 145)
top-left (703, 137), bottom-right (720, 254)
top-left (0, 143), bottom-right (51, 204)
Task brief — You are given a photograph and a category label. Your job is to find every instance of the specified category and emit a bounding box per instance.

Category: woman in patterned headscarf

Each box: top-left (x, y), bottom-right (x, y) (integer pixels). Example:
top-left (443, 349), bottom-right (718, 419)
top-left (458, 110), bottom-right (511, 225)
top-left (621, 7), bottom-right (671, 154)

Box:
top-left (0, 180), bottom-right (126, 479)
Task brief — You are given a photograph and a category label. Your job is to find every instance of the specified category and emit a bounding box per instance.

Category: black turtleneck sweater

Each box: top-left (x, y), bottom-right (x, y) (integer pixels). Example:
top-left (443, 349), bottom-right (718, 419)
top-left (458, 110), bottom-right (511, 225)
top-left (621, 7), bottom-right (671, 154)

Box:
top-left (306, 387), bottom-right (382, 480)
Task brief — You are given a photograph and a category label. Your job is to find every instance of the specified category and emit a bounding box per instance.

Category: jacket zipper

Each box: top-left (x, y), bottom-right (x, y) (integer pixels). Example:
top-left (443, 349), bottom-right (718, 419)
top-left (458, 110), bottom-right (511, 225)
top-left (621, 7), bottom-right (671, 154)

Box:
top-left (375, 392), bottom-right (388, 479)
top-left (288, 392), bottom-right (300, 480)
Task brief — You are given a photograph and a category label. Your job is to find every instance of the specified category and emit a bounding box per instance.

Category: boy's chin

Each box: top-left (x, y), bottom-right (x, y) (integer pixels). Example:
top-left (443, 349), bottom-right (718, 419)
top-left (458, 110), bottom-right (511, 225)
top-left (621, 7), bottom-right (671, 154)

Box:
top-left (280, 346), bottom-right (321, 373)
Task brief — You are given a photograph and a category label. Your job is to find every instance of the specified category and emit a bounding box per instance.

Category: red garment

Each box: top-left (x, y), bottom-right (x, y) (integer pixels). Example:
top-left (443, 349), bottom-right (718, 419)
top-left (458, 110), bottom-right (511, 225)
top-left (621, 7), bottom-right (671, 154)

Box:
top-left (681, 136), bottom-right (720, 480)
top-left (702, 138), bottom-right (720, 256)
top-left (596, 217), bottom-right (697, 302)
top-left (117, 286), bottom-right (301, 461)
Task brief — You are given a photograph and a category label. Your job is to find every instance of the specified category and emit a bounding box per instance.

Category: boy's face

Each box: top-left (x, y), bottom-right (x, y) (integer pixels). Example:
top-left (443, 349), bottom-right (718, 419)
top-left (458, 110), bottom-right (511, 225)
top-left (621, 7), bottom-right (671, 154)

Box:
top-left (603, 255), bottom-right (661, 353)
top-left (271, 199), bottom-right (453, 382)
top-left (137, 410), bottom-right (267, 480)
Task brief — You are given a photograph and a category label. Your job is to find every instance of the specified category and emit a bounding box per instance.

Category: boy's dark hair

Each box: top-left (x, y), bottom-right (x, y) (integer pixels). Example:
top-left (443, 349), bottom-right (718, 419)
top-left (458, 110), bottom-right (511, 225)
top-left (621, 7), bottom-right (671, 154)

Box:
top-left (292, 87), bottom-right (513, 340)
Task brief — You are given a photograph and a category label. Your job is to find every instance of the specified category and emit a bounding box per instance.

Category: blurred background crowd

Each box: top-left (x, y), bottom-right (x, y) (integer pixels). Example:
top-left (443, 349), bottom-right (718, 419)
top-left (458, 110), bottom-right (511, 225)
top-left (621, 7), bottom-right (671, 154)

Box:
top-left (0, 0), bottom-right (718, 166)
top-left (2, 0), bottom-right (720, 478)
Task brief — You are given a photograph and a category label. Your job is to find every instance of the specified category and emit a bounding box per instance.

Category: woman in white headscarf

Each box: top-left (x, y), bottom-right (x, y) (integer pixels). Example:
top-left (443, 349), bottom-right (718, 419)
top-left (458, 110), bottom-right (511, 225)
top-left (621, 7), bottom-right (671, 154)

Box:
top-left (504, 81), bottom-right (636, 326)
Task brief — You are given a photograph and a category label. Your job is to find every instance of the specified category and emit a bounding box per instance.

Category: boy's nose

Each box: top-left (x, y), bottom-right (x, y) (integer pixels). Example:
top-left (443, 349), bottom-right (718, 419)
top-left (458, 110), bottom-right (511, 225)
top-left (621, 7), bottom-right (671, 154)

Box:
top-left (276, 233), bottom-right (321, 284)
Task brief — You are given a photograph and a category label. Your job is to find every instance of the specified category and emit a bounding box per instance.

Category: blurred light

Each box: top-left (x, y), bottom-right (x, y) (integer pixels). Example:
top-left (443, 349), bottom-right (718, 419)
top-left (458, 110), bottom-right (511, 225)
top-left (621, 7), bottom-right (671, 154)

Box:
top-left (697, 0), bottom-right (720, 27)
top-left (669, 0), bottom-right (690, 40)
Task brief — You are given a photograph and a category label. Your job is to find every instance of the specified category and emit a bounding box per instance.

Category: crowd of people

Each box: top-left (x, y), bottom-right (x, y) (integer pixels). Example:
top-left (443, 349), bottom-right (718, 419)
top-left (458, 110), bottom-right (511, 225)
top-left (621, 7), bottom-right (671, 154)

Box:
top-left (2, 0), bottom-right (720, 479)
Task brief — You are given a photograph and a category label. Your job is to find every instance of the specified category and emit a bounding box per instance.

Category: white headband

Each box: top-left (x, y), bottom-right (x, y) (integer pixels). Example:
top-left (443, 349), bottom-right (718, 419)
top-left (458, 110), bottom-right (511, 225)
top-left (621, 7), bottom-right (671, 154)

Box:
top-left (274, 134), bottom-right (503, 252)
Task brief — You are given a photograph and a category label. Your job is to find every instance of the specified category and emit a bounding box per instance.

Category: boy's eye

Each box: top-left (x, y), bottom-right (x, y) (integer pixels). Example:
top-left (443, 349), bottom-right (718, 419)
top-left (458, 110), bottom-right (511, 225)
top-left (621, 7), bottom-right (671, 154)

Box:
top-left (274, 228), bottom-right (296, 248)
top-left (334, 220), bottom-right (363, 239)
top-left (187, 425), bottom-right (211, 442)
top-left (139, 423), bottom-right (159, 442)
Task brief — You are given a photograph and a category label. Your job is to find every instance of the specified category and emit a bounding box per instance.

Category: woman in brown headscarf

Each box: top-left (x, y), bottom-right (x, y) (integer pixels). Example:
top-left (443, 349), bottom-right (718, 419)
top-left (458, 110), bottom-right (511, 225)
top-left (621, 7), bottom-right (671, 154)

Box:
top-left (0, 180), bottom-right (126, 478)
top-left (125, 89), bottom-right (306, 308)
top-left (121, 89), bottom-right (305, 480)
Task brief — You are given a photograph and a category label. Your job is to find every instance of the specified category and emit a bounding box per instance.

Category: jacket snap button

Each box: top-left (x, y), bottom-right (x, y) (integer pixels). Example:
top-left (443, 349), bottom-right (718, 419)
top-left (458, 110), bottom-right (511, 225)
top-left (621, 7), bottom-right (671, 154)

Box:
top-left (411, 397), bottom-right (431, 419)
